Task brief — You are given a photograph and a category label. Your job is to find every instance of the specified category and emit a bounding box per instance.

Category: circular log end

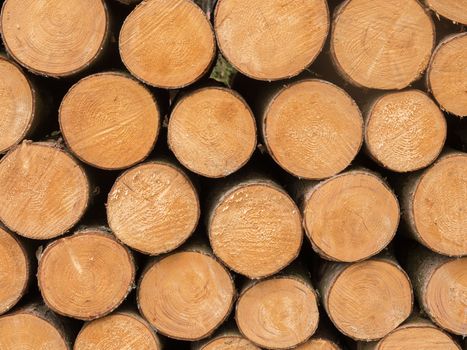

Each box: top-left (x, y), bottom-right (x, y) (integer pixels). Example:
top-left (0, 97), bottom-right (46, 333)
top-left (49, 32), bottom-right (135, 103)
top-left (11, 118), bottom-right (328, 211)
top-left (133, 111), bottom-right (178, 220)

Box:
top-left (426, 0), bottom-right (467, 25)
top-left (201, 335), bottom-right (260, 350)
top-left (296, 338), bottom-right (341, 350)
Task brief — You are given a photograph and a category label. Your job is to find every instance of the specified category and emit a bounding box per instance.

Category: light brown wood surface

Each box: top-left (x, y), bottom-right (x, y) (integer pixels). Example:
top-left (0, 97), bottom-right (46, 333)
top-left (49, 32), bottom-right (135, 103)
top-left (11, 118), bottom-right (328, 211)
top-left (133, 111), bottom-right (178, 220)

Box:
top-left (427, 33), bottom-right (467, 117)
top-left (168, 86), bottom-right (256, 178)
top-left (0, 142), bottom-right (89, 239)
top-left (425, 0), bottom-right (467, 25)
top-left (1, 0), bottom-right (108, 77)
top-left (193, 329), bottom-right (260, 350)
top-left (331, 0), bottom-right (435, 89)
top-left (119, 0), bottom-right (215, 88)
top-left (214, 0), bottom-right (329, 80)
top-left (302, 170), bottom-right (399, 262)
top-left (38, 229), bottom-right (135, 321)
top-left (60, 72), bottom-right (160, 170)
top-left (107, 160), bottom-right (200, 255)
top-left (296, 339), bottom-right (341, 350)
top-left (365, 90), bottom-right (446, 172)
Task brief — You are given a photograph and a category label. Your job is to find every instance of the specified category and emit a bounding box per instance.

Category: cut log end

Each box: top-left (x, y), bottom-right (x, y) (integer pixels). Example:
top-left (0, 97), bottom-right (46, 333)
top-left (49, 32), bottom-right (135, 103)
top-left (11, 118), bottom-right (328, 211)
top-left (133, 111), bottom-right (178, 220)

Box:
top-left (1, 0), bottom-right (108, 77)
top-left (0, 57), bottom-right (35, 154)
top-left (331, 0), bottom-right (434, 89)
top-left (209, 182), bottom-right (302, 279)
top-left (263, 80), bottom-right (363, 179)
top-left (107, 161), bottom-right (200, 255)
top-left (296, 339), bottom-right (341, 350)
top-left (74, 311), bottom-right (161, 350)
top-left (0, 142), bottom-right (89, 240)
top-left (60, 73), bottom-right (160, 170)
top-left (0, 228), bottom-right (29, 315)
top-left (200, 335), bottom-right (260, 350)
top-left (38, 229), bottom-right (135, 320)
top-left (214, 0), bottom-right (329, 80)
top-left (138, 251), bottom-right (235, 341)
top-left (411, 153), bottom-right (467, 256)
top-left (427, 33), bottom-right (467, 117)
top-left (303, 171), bottom-right (399, 262)
top-left (168, 87), bottom-right (256, 178)
top-left (426, 0), bottom-right (467, 26)
top-left (119, 0), bottom-right (215, 88)
top-left (365, 90), bottom-right (446, 172)
top-left (236, 277), bottom-right (319, 349)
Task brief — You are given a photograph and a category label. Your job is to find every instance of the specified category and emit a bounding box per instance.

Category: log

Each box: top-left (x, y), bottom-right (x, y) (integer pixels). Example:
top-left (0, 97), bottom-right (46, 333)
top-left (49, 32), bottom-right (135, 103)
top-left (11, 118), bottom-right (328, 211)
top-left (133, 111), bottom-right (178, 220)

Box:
top-left (192, 325), bottom-right (260, 350)
top-left (214, 0), bottom-right (329, 81)
top-left (74, 309), bottom-right (161, 350)
top-left (119, 0), bottom-right (216, 89)
top-left (0, 227), bottom-right (31, 315)
top-left (168, 85), bottom-right (256, 178)
top-left (0, 303), bottom-right (72, 349)
top-left (59, 72), bottom-right (160, 170)
top-left (425, 0), bottom-right (467, 25)
top-left (0, 141), bottom-right (90, 240)
top-left (427, 33), bottom-right (467, 117)
top-left (37, 228), bottom-right (135, 321)
top-left (207, 177), bottom-right (302, 279)
top-left (299, 170), bottom-right (399, 262)
top-left (296, 339), bottom-right (341, 350)
top-left (401, 152), bottom-right (467, 256)
top-left (295, 316), bottom-right (343, 350)
top-left (107, 160), bottom-right (200, 255)
top-left (331, 0), bottom-right (435, 89)
top-left (0, 0), bottom-right (109, 77)
top-left (235, 272), bottom-right (319, 349)
top-left (317, 256), bottom-right (413, 341)
top-left (364, 90), bottom-right (446, 172)
top-left (257, 79), bottom-right (363, 180)
top-left (406, 244), bottom-right (467, 336)
top-left (137, 247), bottom-right (235, 341)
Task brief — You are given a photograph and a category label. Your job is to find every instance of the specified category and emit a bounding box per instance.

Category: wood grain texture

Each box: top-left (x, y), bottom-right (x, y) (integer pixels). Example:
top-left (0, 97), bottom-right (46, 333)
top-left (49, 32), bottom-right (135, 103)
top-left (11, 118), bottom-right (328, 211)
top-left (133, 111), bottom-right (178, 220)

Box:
top-left (296, 339), bottom-right (341, 350)
top-left (192, 328), bottom-right (260, 350)
top-left (425, 0), bottom-right (467, 25)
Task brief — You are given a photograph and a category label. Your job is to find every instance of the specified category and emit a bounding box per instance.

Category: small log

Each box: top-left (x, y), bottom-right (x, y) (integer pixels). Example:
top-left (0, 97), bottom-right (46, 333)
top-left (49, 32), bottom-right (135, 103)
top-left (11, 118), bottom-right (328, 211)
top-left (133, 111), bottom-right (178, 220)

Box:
top-left (119, 0), bottom-right (216, 89)
top-left (192, 325), bottom-right (260, 350)
top-left (258, 79), bottom-right (363, 180)
top-left (427, 33), bottom-right (467, 117)
top-left (425, 0), bottom-right (467, 25)
top-left (0, 141), bottom-right (90, 240)
top-left (317, 256), bottom-right (413, 341)
top-left (364, 90), bottom-right (446, 172)
top-left (0, 303), bottom-right (72, 349)
top-left (74, 309), bottom-right (161, 350)
top-left (37, 228), bottom-right (135, 321)
top-left (295, 315), bottom-right (343, 350)
top-left (107, 160), bottom-right (200, 255)
top-left (401, 152), bottom-right (467, 256)
top-left (406, 245), bottom-right (467, 336)
top-left (235, 271), bottom-right (319, 349)
top-left (299, 170), bottom-right (399, 262)
top-left (0, 227), bottom-right (31, 315)
top-left (0, 0), bottom-right (109, 77)
top-left (214, 0), bottom-right (329, 81)
top-left (168, 86), bottom-right (256, 178)
top-left (59, 72), bottom-right (160, 170)
top-left (331, 0), bottom-right (435, 89)
top-left (296, 339), bottom-right (341, 350)
top-left (137, 247), bottom-right (235, 341)
top-left (207, 176), bottom-right (302, 279)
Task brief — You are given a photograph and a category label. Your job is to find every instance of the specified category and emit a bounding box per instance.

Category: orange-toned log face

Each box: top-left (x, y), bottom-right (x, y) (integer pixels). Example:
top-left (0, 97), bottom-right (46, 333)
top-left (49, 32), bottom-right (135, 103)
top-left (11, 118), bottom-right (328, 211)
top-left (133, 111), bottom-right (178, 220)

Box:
top-left (202, 336), bottom-right (260, 350)
top-left (304, 171), bottom-right (399, 262)
top-left (264, 80), bottom-right (363, 179)
top-left (60, 73), bottom-right (160, 170)
top-left (0, 58), bottom-right (34, 154)
top-left (331, 0), bottom-right (434, 89)
top-left (0, 228), bottom-right (28, 315)
top-left (215, 0), bottom-right (329, 80)
top-left (119, 0), bottom-right (215, 88)
top-left (413, 154), bottom-right (467, 256)
top-left (0, 142), bottom-right (89, 239)
top-left (209, 182), bottom-right (302, 278)
top-left (426, 0), bottom-right (467, 25)
top-left (168, 87), bottom-right (256, 178)
top-left (295, 339), bottom-right (340, 350)
top-left (1, 0), bottom-right (107, 77)
top-left (38, 230), bottom-right (135, 320)
top-left (74, 312), bottom-right (161, 350)
top-left (107, 162), bottom-right (200, 255)
top-left (236, 277), bottom-right (319, 349)
top-left (138, 251), bottom-right (234, 340)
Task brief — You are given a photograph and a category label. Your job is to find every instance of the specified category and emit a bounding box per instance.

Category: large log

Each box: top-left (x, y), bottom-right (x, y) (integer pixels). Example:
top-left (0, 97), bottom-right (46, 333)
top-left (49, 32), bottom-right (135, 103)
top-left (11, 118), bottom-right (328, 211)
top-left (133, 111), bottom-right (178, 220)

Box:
top-left (425, 0), bottom-right (467, 25)
top-left (0, 0), bottom-right (109, 77)
top-left (59, 72), bottom-right (160, 170)
top-left (0, 141), bottom-right (90, 240)
top-left (331, 0), bottom-right (435, 89)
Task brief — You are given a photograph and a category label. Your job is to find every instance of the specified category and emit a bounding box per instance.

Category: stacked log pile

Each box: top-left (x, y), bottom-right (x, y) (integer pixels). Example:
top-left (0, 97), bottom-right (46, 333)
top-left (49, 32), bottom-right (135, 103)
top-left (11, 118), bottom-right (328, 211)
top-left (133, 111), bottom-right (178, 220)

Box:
top-left (0, 0), bottom-right (465, 349)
